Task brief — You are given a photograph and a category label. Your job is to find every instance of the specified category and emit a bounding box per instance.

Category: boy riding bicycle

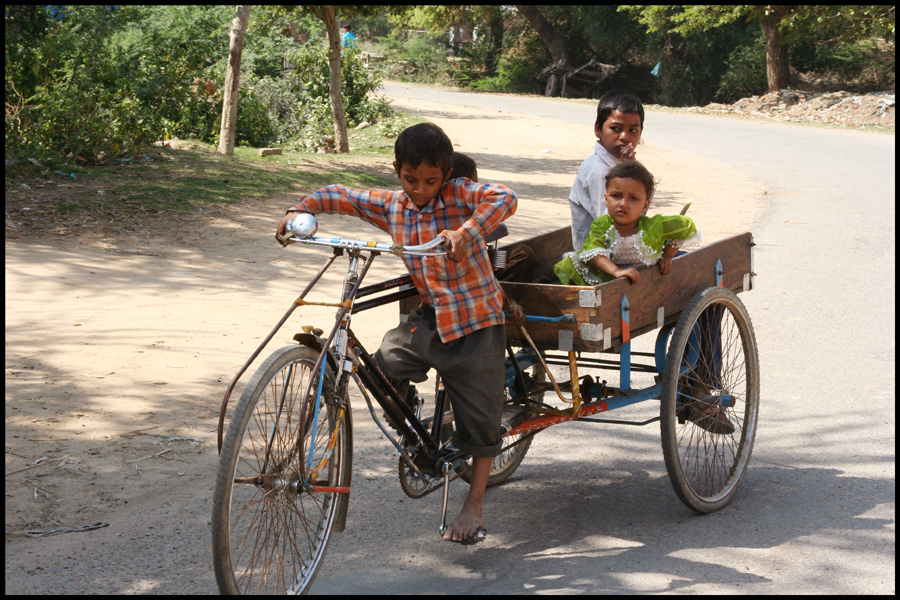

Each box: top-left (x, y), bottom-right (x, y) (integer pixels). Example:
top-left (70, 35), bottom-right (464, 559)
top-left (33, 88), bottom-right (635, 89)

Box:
top-left (275, 123), bottom-right (517, 543)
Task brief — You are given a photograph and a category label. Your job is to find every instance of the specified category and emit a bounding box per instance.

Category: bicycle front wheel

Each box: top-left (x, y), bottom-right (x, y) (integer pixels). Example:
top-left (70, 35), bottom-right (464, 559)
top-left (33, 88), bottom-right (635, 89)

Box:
top-left (212, 345), bottom-right (351, 594)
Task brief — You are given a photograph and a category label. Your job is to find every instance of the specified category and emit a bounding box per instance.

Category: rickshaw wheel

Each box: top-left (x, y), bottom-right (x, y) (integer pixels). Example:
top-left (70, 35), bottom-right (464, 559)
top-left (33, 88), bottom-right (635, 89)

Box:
top-left (660, 287), bottom-right (759, 513)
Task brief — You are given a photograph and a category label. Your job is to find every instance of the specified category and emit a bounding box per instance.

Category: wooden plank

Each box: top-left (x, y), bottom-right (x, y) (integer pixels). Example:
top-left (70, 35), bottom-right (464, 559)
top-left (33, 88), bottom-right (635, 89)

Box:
top-left (502, 232), bottom-right (754, 352)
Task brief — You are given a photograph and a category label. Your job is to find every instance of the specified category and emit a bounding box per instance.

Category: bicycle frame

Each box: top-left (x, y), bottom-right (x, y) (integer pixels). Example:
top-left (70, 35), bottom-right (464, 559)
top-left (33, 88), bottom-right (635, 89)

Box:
top-left (217, 223), bottom-right (467, 486)
top-left (216, 217), bottom-right (707, 487)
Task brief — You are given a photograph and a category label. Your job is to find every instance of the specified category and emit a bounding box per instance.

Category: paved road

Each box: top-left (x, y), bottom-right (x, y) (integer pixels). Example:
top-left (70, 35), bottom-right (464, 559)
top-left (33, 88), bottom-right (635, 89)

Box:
top-left (307, 83), bottom-right (895, 594)
top-left (6, 83), bottom-right (891, 595)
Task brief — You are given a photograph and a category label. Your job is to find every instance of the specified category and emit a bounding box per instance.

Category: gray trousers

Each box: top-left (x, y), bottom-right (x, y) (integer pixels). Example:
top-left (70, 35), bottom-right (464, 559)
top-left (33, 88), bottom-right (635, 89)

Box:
top-left (373, 305), bottom-right (505, 458)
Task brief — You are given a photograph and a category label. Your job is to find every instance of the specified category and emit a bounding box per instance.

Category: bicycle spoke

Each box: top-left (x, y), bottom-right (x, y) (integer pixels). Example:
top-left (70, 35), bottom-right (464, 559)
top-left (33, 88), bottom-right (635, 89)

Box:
top-left (213, 346), bottom-right (348, 594)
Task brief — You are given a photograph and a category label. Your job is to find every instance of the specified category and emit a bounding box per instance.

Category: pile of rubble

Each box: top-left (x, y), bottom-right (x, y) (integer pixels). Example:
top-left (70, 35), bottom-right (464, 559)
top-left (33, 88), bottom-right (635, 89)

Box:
top-left (694, 89), bottom-right (894, 128)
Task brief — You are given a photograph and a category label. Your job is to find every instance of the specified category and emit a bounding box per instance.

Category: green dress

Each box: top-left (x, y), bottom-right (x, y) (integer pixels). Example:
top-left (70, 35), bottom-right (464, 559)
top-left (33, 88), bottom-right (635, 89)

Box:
top-left (554, 214), bottom-right (700, 286)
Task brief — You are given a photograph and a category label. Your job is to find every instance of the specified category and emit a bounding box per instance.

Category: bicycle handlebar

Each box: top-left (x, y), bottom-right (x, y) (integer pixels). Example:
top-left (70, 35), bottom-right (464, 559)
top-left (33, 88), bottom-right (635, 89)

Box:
top-left (282, 213), bottom-right (447, 257)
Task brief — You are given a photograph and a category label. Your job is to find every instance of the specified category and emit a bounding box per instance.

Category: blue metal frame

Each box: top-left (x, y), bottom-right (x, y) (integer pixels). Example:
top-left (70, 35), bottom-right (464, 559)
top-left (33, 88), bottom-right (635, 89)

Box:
top-left (620, 294), bottom-right (631, 391)
top-left (501, 256), bottom-right (728, 425)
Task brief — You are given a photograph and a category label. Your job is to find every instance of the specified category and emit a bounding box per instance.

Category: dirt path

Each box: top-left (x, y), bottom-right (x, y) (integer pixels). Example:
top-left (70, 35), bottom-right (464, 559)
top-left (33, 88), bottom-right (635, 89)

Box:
top-left (4, 96), bottom-right (765, 592)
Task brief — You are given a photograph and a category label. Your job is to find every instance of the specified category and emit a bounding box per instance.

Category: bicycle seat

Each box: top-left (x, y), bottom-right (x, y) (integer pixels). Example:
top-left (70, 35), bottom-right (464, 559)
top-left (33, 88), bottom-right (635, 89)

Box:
top-left (484, 223), bottom-right (508, 244)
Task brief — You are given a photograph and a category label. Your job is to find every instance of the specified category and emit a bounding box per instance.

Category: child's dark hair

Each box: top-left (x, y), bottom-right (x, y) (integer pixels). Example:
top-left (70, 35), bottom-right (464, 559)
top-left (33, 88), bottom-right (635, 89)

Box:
top-left (394, 123), bottom-right (453, 175)
top-left (449, 152), bottom-right (477, 181)
top-left (596, 90), bottom-right (645, 128)
top-left (605, 160), bottom-right (656, 201)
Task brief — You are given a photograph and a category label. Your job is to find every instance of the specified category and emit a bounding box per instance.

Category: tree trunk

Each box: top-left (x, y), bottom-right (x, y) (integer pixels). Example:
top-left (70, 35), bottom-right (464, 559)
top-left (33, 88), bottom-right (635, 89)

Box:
top-left (760, 7), bottom-right (790, 92)
top-left (485, 6), bottom-right (504, 76)
top-left (515, 5), bottom-right (569, 68)
top-left (217, 5), bottom-right (251, 156)
top-left (311, 5), bottom-right (349, 153)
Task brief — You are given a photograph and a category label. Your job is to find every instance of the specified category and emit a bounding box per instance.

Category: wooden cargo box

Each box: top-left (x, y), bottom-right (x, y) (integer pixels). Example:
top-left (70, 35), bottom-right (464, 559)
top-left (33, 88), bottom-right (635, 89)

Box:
top-left (499, 227), bottom-right (754, 353)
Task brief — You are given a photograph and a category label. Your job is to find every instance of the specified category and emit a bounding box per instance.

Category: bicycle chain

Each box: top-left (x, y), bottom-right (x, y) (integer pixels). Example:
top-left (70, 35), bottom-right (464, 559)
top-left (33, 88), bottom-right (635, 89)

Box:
top-left (398, 455), bottom-right (470, 499)
top-left (397, 433), bottom-right (534, 499)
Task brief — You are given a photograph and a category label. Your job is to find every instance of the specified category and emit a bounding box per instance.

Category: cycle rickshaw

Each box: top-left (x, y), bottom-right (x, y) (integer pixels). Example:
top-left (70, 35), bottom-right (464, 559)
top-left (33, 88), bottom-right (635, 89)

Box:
top-left (212, 214), bottom-right (759, 594)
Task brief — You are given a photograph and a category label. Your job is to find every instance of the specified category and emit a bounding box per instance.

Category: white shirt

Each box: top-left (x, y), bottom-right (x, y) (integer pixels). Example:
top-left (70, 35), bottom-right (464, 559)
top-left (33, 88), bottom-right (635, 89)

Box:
top-left (569, 141), bottom-right (617, 251)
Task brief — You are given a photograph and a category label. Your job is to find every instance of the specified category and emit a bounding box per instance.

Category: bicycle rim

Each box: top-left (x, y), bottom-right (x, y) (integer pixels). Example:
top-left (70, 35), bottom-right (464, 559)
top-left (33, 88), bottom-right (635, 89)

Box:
top-left (212, 345), bottom-right (347, 594)
top-left (661, 288), bottom-right (759, 513)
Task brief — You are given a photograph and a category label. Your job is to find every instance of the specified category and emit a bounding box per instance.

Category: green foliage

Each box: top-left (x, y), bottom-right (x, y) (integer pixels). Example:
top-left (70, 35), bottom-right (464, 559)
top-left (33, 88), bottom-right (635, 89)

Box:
top-left (648, 19), bottom-right (759, 106)
top-left (465, 43), bottom-right (546, 94)
top-left (5, 3), bottom-right (894, 169)
top-left (821, 39), bottom-right (895, 90)
top-left (235, 87), bottom-right (276, 147)
top-left (716, 32), bottom-right (768, 101)
top-left (245, 43), bottom-right (392, 151)
top-left (621, 4), bottom-right (895, 103)
top-left (621, 5), bottom-right (750, 36)
top-left (378, 32), bottom-right (452, 85)
top-left (5, 5), bottom-right (233, 162)
top-left (717, 30), bottom-right (895, 101)
top-left (5, 5), bottom-right (396, 163)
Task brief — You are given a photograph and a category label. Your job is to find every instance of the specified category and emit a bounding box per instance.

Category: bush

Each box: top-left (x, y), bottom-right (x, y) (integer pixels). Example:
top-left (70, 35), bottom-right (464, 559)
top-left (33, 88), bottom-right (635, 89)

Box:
top-left (467, 50), bottom-right (544, 94)
top-left (799, 38), bottom-right (896, 92)
top-left (249, 43), bottom-right (392, 151)
top-left (378, 33), bottom-right (452, 85)
top-left (717, 35), bottom-right (768, 102)
top-left (235, 87), bottom-right (277, 147)
top-left (5, 6), bottom-right (230, 162)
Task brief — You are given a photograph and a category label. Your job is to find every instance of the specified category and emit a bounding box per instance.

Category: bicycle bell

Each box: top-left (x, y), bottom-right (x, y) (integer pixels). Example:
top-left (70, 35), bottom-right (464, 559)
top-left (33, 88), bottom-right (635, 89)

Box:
top-left (288, 212), bottom-right (318, 238)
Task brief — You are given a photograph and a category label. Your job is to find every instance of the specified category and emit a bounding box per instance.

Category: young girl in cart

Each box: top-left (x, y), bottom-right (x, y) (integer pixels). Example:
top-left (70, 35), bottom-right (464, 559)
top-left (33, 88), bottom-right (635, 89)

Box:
top-left (554, 160), bottom-right (734, 434)
top-left (554, 160), bottom-right (700, 286)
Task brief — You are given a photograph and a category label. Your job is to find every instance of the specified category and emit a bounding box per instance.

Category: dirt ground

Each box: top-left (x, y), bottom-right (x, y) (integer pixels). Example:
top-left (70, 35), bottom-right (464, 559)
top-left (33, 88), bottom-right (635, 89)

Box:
top-left (5, 95), bottom-right (769, 578)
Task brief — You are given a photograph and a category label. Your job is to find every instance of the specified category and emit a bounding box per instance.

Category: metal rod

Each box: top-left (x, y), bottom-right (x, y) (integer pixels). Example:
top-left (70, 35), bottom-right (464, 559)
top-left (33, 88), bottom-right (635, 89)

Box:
top-left (217, 252), bottom-right (339, 452)
top-left (439, 462), bottom-right (451, 535)
top-left (577, 416), bottom-right (660, 426)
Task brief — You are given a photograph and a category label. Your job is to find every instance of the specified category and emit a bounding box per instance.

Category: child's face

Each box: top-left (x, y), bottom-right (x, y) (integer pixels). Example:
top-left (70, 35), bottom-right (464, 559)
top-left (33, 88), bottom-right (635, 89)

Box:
top-left (394, 160), bottom-right (446, 208)
top-left (595, 110), bottom-right (643, 158)
top-left (605, 176), bottom-right (650, 232)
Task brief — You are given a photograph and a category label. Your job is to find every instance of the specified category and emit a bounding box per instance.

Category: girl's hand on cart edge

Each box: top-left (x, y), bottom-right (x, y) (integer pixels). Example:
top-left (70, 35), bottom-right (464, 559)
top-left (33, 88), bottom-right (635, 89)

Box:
top-left (616, 268), bottom-right (640, 285)
top-left (658, 255), bottom-right (673, 276)
top-left (438, 228), bottom-right (467, 263)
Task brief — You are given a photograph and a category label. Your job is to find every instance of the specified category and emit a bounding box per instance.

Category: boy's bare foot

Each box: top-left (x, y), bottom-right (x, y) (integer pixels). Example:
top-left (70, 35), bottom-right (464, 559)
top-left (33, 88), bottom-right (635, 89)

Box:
top-left (443, 455), bottom-right (490, 543)
top-left (442, 503), bottom-right (483, 542)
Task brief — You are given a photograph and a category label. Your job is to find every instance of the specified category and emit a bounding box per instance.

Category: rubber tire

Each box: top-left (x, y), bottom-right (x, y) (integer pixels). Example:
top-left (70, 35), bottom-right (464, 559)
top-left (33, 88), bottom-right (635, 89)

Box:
top-left (212, 345), bottom-right (350, 594)
top-left (545, 74), bottom-right (560, 97)
top-left (660, 288), bottom-right (759, 513)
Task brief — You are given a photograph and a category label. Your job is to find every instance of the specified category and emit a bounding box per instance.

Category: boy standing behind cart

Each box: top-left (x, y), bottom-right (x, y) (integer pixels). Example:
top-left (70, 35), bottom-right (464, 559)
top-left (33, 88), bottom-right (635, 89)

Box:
top-left (569, 90), bottom-right (644, 251)
top-left (275, 123), bottom-right (517, 544)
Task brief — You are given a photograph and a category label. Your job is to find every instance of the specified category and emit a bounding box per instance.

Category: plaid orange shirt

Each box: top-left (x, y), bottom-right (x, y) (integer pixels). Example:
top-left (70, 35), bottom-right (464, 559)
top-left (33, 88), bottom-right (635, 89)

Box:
top-left (292, 178), bottom-right (517, 342)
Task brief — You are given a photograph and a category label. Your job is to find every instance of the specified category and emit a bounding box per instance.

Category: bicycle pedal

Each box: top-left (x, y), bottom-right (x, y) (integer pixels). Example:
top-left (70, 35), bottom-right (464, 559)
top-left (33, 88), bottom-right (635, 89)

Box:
top-left (443, 442), bottom-right (474, 462)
